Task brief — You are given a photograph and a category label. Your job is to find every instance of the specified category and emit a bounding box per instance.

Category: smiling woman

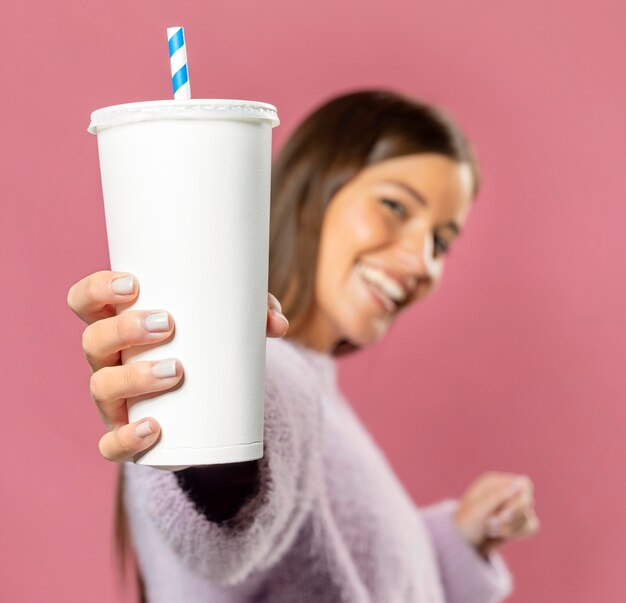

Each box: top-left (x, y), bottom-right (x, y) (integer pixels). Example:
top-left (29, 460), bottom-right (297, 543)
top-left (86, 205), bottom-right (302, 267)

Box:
top-left (267, 90), bottom-right (480, 354)
top-left (307, 153), bottom-right (475, 348)
top-left (94, 89), bottom-right (534, 603)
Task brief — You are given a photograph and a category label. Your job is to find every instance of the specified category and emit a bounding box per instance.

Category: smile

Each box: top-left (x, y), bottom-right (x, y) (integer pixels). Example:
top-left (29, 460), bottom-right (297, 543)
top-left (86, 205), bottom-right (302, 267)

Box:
top-left (359, 274), bottom-right (397, 314)
top-left (355, 262), bottom-right (400, 314)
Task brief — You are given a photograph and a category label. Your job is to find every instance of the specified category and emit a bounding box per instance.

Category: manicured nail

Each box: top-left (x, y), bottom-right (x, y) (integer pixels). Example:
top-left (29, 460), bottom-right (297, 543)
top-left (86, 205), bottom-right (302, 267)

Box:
top-left (144, 312), bottom-right (170, 332)
top-left (112, 275), bottom-right (135, 295)
top-left (135, 420), bottom-right (153, 438)
top-left (507, 478), bottom-right (525, 496)
top-left (151, 359), bottom-right (177, 379)
top-left (268, 294), bottom-right (282, 315)
top-left (486, 517), bottom-right (500, 537)
top-left (269, 300), bottom-right (288, 324)
top-left (498, 508), bottom-right (514, 523)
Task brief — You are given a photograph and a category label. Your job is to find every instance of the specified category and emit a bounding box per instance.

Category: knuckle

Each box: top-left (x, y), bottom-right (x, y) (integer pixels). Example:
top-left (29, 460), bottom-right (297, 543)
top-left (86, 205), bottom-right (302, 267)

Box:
top-left (121, 364), bottom-right (143, 394)
top-left (89, 371), bottom-right (103, 403)
top-left (115, 312), bottom-right (139, 344)
top-left (81, 326), bottom-right (95, 357)
top-left (84, 275), bottom-right (98, 302)
top-left (482, 471), bottom-right (493, 480)
top-left (114, 428), bottom-right (136, 458)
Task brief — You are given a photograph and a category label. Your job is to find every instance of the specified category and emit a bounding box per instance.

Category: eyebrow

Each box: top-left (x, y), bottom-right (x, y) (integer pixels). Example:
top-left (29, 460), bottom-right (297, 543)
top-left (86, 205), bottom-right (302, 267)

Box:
top-left (382, 179), bottom-right (462, 236)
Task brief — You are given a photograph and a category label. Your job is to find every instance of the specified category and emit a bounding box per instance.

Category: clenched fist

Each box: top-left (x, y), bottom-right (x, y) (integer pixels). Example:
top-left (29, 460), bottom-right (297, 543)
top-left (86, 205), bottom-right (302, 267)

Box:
top-left (453, 471), bottom-right (540, 559)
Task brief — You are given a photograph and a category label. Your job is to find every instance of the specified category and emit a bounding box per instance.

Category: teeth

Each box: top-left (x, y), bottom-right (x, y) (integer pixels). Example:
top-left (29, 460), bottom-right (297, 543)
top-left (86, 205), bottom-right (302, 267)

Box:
top-left (355, 262), bottom-right (407, 303)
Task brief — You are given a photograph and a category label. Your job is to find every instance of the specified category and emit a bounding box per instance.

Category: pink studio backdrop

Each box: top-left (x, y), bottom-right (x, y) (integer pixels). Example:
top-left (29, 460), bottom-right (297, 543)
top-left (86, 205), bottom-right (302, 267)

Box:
top-left (1, 1), bottom-right (624, 601)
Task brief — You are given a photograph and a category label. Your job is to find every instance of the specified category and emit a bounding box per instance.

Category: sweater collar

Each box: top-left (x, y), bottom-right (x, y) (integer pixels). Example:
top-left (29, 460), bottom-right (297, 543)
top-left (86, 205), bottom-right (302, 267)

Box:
top-left (272, 336), bottom-right (338, 388)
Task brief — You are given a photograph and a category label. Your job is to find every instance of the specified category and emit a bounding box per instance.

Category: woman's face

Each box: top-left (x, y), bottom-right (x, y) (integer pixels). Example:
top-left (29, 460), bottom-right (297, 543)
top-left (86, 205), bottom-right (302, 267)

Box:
top-left (292, 153), bottom-right (475, 352)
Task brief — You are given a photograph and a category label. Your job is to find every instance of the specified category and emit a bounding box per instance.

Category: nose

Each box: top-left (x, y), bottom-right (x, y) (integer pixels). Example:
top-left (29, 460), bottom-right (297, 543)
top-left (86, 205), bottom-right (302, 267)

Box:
top-left (395, 231), bottom-right (439, 286)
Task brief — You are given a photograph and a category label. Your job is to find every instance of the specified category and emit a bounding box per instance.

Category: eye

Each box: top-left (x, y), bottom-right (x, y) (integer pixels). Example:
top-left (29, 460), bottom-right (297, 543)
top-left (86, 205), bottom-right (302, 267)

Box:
top-left (434, 235), bottom-right (450, 256)
top-left (380, 198), bottom-right (407, 217)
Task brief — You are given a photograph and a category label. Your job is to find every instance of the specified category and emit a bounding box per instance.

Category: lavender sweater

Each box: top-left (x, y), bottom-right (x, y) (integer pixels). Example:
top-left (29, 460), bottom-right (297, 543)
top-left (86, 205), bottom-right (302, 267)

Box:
top-left (123, 336), bottom-right (514, 602)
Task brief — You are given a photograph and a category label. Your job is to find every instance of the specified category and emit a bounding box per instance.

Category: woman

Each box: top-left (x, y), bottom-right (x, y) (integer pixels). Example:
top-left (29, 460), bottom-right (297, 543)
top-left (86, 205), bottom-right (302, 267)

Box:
top-left (67, 89), bottom-right (539, 602)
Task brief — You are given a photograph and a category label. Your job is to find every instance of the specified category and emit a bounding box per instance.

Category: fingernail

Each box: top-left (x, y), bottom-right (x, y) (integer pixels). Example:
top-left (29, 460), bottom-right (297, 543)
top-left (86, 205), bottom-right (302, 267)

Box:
top-left (499, 508), bottom-right (514, 523)
top-left (507, 479), bottom-right (525, 496)
top-left (112, 275), bottom-right (135, 295)
top-left (151, 359), bottom-right (177, 379)
top-left (135, 420), bottom-right (154, 438)
top-left (486, 517), bottom-right (500, 537)
top-left (144, 312), bottom-right (170, 332)
top-left (268, 294), bottom-right (282, 315)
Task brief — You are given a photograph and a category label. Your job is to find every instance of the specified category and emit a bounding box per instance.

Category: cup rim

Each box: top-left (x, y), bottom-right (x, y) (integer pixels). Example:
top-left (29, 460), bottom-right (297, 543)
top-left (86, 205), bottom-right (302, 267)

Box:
top-left (88, 99), bottom-right (280, 134)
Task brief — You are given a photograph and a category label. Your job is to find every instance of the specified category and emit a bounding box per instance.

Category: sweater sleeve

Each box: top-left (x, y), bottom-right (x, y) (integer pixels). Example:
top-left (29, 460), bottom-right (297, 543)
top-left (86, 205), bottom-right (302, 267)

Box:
top-left (419, 498), bottom-right (514, 603)
top-left (122, 364), bottom-right (323, 586)
top-left (173, 459), bottom-right (262, 524)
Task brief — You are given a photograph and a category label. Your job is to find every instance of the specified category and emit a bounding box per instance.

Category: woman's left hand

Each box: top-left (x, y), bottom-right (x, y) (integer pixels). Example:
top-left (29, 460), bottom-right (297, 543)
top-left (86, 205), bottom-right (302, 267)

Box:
top-left (453, 472), bottom-right (540, 560)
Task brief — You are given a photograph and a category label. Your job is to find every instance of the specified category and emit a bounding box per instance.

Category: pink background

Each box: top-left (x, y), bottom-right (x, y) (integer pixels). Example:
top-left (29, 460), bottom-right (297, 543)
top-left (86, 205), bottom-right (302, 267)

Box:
top-left (1, 0), bottom-right (624, 601)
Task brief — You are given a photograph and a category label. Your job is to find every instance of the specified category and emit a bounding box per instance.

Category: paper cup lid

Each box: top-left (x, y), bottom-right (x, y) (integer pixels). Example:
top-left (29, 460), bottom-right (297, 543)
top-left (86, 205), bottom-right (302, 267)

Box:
top-left (88, 99), bottom-right (280, 134)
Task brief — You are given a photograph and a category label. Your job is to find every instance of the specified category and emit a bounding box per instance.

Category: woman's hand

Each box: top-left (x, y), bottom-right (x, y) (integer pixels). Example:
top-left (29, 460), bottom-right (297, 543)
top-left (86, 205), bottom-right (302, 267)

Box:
top-left (67, 270), bottom-right (289, 463)
top-left (452, 471), bottom-right (540, 559)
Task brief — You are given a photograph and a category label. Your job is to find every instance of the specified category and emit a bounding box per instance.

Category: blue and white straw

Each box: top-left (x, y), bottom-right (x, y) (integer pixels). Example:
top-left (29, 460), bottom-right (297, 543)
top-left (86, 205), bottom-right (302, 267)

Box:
top-left (167, 26), bottom-right (191, 99)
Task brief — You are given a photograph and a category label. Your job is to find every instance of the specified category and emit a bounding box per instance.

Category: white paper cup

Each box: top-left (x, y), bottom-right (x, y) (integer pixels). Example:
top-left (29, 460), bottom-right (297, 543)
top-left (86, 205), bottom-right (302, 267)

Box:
top-left (88, 99), bottom-right (280, 471)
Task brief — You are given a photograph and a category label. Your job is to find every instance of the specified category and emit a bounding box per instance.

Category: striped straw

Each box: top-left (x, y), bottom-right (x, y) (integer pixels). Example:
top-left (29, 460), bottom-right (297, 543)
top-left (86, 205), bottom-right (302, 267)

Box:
top-left (167, 26), bottom-right (191, 99)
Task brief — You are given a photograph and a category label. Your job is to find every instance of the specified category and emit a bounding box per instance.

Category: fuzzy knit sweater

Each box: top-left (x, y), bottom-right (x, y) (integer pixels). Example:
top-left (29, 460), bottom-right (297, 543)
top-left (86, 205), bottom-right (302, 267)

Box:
top-left (123, 336), bottom-right (515, 602)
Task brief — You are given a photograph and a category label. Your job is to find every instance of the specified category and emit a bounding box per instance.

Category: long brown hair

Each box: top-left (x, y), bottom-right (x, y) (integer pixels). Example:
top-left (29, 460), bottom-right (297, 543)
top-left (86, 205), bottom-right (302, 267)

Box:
top-left (113, 87), bottom-right (481, 601)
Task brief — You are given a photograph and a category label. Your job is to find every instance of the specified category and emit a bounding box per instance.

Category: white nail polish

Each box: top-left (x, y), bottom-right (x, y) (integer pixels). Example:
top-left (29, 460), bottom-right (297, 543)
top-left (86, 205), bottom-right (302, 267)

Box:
top-left (507, 479), bottom-right (525, 496)
top-left (144, 312), bottom-right (170, 332)
top-left (112, 275), bottom-right (135, 294)
top-left (499, 508), bottom-right (514, 523)
top-left (135, 420), bottom-right (153, 438)
top-left (486, 517), bottom-right (500, 537)
top-left (151, 359), bottom-right (177, 379)
top-left (268, 294), bottom-right (282, 315)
